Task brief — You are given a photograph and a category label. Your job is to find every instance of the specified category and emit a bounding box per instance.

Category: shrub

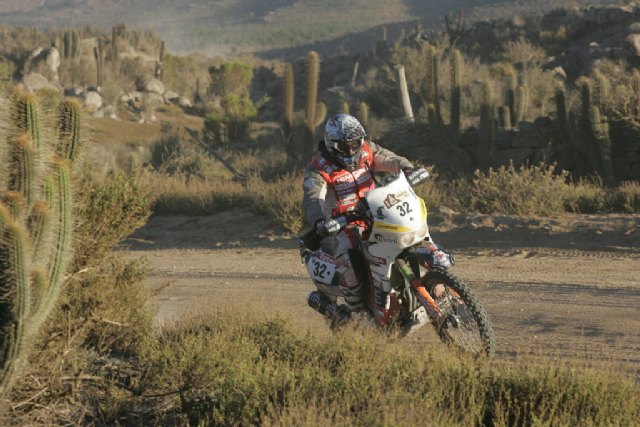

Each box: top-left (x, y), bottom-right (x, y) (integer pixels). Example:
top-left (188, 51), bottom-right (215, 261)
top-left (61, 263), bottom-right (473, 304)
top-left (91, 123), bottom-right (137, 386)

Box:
top-left (208, 60), bottom-right (253, 98)
top-left (204, 95), bottom-right (257, 144)
top-left (247, 172), bottom-right (306, 234)
top-left (73, 167), bottom-right (152, 269)
top-left (465, 163), bottom-right (571, 216)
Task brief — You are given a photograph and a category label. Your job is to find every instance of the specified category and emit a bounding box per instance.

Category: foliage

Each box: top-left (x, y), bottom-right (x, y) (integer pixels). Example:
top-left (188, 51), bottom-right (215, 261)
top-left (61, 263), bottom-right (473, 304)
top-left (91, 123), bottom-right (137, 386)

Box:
top-left (208, 60), bottom-right (253, 98)
top-left (73, 167), bottom-right (152, 269)
top-left (204, 94), bottom-right (257, 144)
top-left (89, 311), bottom-right (640, 426)
top-left (461, 163), bottom-right (576, 216)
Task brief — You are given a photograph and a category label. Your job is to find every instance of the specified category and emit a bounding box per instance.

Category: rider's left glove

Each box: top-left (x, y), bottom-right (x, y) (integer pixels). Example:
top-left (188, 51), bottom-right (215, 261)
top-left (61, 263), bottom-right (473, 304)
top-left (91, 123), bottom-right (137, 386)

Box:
top-left (315, 217), bottom-right (347, 236)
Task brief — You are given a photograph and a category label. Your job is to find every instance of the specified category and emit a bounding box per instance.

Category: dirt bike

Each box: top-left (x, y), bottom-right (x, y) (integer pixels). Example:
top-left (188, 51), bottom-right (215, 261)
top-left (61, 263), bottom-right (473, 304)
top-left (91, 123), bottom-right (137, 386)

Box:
top-left (299, 169), bottom-right (496, 357)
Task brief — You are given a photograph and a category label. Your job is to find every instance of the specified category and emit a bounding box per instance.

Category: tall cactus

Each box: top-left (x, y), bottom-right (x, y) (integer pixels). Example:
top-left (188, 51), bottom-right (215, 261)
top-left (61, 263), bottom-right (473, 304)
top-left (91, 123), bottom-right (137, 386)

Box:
top-left (283, 62), bottom-right (294, 144)
top-left (450, 49), bottom-right (462, 135)
top-left (57, 100), bottom-right (82, 161)
top-left (304, 51), bottom-right (320, 158)
top-left (358, 102), bottom-right (369, 128)
top-left (425, 45), bottom-right (441, 123)
top-left (479, 80), bottom-right (494, 170)
top-left (0, 92), bottom-right (82, 397)
top-left (305, 51), bottom-right (319, 131)
top-left (506, 67), bottom-right (517, 125)
top-left (515, 84), bottom-right (528, 124)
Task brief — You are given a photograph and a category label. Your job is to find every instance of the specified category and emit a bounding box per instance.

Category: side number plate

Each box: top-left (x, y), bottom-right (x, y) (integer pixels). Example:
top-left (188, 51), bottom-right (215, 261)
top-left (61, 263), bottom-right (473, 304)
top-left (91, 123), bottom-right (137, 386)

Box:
top-left (306, 254), bottom-right (337, 285)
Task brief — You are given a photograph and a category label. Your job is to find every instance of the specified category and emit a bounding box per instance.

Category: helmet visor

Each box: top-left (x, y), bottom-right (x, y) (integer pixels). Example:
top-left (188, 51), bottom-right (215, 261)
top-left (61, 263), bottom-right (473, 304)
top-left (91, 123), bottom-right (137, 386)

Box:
top-left (334, 138), bottom-right (363, 155)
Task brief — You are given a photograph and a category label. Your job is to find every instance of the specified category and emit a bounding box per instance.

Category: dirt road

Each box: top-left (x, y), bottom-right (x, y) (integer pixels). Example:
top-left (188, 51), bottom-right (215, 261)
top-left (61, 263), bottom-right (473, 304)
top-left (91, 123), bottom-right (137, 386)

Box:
top-left (123, 209), bottom-right (640, 374)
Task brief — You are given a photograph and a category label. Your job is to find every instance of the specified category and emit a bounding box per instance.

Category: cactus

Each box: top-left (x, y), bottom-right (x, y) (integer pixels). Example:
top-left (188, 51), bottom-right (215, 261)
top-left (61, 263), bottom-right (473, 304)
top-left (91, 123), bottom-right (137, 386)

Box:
top-left (425, 45), bottom-right (441, 125)
top-left (340, 101), bottom-right (350, 114)
top-left (314, 102), bottom-right (327, 128)
top-left (0, 93), bottom-right (82, 397)
top-left (57, 100), bottom-right (82, 161)
top-left (450, 49), bottom-right (462, 135)
top-left (283, 62), bottom-right (294, 143)
top-left (589, 106), bottom-right (615, 185)
top-left (479, 80), bottom-right (494, 170)
top-left (94, 37), bottom-right (105, 87)
top-left (515, 84), bottom-right (528, 124)
top-left (506, 67), bottom-right (517, 125)
top-left (358, 102), bottom-right (369, 128)
top-left (554, 83), bottom-right (568, 130)
top-left (499, 105), bottom-right (512, 130)
top-left (304, 51), bottom-right (320, 159)
top-left (592, 71), bottom-right (608, 111)
top-left (305, 51), bottom-right (319, 129)
top-left (632, 68), bottom-right (640, 118)
top-left (111, 26), bottom-right (119, 61)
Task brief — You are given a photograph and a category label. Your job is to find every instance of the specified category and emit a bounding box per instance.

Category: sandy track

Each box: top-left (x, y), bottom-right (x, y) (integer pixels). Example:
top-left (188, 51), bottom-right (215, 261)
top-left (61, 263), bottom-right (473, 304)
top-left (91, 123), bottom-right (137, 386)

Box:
top-left (122, 210), bottom-right (640, 374)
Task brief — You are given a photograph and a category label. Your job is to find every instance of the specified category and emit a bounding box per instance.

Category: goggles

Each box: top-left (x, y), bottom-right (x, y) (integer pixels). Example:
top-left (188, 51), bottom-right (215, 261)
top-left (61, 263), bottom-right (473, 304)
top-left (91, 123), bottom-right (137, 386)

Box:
top-left (334, 138), bottom-right (363, 154)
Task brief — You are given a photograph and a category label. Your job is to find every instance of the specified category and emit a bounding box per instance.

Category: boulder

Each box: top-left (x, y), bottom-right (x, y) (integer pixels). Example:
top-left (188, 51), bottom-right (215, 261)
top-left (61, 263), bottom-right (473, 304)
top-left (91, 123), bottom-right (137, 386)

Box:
top-left (164, 90), bottom-right (179, 102)
top-left (25, 47), bottom-right (60, 84)
top-left (145, 78), bottom-right (165, 95)
top-left (625, 34), bottom-right (640, 56)
top-left (143, 92), bottom-right (165, 109)
top-left (178, 97), bottom-right (193, 108)
top-left (84, 91), bottom-right (103, 112)
top-left (21, 72), bottom-right (58, 92)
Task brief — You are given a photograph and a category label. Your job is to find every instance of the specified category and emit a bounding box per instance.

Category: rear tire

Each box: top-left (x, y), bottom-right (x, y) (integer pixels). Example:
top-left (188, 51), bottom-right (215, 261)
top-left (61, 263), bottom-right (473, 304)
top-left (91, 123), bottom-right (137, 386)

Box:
top-left (422, 269), bottom-right (496, 358)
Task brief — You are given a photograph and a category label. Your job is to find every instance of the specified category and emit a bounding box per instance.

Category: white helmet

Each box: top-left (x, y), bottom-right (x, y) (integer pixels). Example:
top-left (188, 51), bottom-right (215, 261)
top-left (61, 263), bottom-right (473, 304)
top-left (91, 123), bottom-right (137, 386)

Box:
top-left (323, 114), bottom-right (367, 169)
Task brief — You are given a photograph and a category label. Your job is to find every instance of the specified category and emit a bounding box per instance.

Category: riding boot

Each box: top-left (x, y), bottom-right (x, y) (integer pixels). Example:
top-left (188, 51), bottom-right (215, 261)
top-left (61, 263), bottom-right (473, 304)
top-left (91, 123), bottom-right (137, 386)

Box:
top-left (336, 253), bottom-right (364, 312)
top-left (372, 287), bottom-right (391, 325)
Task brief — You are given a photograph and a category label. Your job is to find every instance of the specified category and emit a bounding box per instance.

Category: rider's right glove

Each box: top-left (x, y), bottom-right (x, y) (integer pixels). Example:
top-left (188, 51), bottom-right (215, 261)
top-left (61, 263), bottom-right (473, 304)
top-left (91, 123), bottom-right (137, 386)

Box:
top-left (315, 217), bottom-right (347, 236)
top-left (406, 168), bottom-right (430, 186)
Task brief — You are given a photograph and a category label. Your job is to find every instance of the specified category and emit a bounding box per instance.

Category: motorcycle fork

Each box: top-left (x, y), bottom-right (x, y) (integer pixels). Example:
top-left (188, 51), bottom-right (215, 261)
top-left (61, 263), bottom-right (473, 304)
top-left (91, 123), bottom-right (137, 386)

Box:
top-left (395, 258), bottom-right (444, 320)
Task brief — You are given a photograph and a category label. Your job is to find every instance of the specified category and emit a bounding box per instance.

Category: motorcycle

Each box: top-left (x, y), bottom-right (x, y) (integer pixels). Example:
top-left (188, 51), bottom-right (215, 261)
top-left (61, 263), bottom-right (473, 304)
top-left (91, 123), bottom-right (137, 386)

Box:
top-left (299, 169), bottom-right (496, 357)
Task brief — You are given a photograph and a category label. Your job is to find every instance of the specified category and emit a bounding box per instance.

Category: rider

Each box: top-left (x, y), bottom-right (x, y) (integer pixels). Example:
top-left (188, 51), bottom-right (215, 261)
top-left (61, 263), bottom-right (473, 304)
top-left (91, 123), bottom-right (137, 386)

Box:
top-left (302, 113), bottom-right (415, 323)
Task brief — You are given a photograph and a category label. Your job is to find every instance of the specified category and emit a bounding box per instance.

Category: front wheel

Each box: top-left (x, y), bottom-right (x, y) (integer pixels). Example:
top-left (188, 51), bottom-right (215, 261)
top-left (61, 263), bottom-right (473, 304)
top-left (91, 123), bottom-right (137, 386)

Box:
top-left (422, 270), bottom-right (496, 358)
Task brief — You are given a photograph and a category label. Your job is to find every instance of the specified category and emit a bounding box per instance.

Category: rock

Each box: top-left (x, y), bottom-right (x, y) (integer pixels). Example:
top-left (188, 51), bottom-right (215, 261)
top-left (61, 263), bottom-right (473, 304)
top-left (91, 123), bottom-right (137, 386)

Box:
top-left (21, 72), bottom-right (58, 92)
top-left (625, 34), bottom-right (640, 56)
top-left (84, 91), bottom-right (103, 112)
top-left (145, 78), bottom-right (165, 95)
top-left (551, 66), bottom-right (567, 80)
top-left (178, 97), bottom-right (193, 108)
top-left (25, 47), bottom-right (60, 84)
top-left (143, 92), bottom-right (165, 109)
top-left (164, 90), bottom-right (179, 102)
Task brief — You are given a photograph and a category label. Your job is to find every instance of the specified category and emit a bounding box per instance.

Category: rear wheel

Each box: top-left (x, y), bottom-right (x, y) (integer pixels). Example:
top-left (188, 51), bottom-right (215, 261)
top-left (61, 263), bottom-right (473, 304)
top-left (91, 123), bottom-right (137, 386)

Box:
top-left (422, 269), bottom-right (495, 357)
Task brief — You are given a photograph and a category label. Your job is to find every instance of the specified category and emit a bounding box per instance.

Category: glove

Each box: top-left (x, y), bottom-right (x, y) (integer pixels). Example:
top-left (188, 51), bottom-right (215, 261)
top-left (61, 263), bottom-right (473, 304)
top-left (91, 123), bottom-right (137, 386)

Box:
top-left (315, 217), bottom-right (347, 236)
top-left (406, 168), bottom-right (430, 186)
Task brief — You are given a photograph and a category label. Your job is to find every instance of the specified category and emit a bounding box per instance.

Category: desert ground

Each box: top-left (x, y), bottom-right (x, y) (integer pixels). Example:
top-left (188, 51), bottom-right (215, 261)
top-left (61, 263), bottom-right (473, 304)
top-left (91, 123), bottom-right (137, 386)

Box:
top-left (122, 209), bottom-right (640, 376)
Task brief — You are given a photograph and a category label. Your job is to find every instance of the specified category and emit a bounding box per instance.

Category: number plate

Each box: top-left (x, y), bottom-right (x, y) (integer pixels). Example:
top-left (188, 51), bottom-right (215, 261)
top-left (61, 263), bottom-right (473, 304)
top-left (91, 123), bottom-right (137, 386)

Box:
top-left (306, 252), bottom-right (337, 285)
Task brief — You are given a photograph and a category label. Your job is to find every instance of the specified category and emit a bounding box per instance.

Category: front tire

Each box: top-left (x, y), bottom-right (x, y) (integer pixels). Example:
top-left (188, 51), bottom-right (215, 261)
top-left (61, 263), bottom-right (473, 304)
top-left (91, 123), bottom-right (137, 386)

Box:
top-left (422, 269), bottom-right (496, 358)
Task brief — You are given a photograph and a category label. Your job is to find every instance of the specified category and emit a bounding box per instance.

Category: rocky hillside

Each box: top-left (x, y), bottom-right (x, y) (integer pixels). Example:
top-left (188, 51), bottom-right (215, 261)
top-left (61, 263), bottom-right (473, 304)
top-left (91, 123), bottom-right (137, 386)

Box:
top-left (0, 0), bottom-right (621, 57)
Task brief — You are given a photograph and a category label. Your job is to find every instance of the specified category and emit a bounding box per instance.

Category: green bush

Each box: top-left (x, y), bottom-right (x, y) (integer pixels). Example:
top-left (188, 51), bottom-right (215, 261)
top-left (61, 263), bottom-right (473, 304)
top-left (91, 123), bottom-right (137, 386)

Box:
top-left (208, 60), bottom-right (253, 97)
top-left (204, 95), bottom-right (257, 144)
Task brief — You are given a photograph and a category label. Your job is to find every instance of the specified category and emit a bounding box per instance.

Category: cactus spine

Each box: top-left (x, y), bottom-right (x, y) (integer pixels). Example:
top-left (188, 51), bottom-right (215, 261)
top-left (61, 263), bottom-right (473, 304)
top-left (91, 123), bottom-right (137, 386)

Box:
top-left (450, 49), bottom-right (462, 135)
top-left (0, 93), bottom-right (81, 397)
